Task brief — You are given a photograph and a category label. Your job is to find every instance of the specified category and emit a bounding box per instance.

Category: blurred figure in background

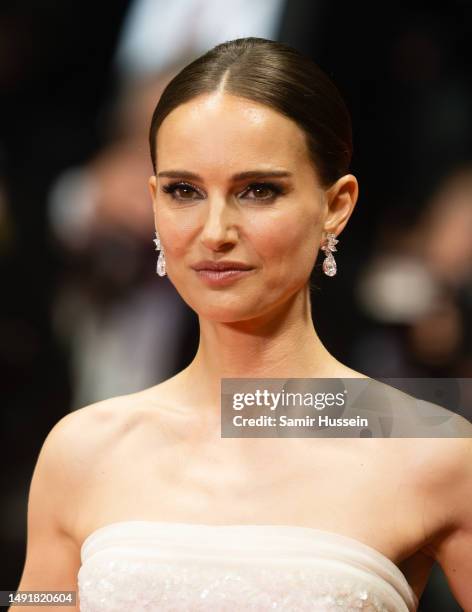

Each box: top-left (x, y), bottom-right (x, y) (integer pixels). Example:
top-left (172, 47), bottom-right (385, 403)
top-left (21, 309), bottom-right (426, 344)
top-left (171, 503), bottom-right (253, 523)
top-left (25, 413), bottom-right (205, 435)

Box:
top-left (353, 164), bottom-right (472, 378)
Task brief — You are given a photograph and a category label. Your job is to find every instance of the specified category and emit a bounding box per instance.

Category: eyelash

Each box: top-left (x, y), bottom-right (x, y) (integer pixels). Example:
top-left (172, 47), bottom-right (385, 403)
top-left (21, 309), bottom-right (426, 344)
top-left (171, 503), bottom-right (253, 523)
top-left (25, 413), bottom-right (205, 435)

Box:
top-left (161, 181), bottom-right (284, 202)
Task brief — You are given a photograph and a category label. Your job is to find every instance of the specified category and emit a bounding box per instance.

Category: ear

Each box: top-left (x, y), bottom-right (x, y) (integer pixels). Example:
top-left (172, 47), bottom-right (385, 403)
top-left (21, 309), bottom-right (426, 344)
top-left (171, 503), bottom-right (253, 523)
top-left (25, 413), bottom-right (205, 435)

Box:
top-left (148, 175), bottom-right (157, 213)
top-left (323, 174), bottom-right (359, 235)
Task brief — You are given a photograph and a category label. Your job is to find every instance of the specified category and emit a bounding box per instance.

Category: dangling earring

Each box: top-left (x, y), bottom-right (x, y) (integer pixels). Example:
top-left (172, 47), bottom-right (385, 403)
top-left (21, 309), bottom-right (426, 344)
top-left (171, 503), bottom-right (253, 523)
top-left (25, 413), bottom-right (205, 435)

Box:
top-left (153, 230), bottom-right (166, 277)
top-left (321, 232), bottom-right (338, 277)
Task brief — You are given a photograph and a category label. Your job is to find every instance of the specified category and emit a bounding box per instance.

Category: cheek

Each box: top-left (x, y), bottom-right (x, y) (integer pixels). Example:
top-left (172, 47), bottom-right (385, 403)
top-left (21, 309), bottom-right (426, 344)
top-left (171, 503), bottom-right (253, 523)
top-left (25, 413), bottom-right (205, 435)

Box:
top-left (156, 208), bottom-right (200, 258)
top-left (246, 209), bottom-right (321, 278)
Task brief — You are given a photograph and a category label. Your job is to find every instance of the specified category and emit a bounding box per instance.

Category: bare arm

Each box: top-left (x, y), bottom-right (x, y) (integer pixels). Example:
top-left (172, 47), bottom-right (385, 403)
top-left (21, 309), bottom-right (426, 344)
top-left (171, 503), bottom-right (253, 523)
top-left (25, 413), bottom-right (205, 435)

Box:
top-left (10, 413), bottom-right (84, 611)
top-left (428, 438), bottom-right (472, 610)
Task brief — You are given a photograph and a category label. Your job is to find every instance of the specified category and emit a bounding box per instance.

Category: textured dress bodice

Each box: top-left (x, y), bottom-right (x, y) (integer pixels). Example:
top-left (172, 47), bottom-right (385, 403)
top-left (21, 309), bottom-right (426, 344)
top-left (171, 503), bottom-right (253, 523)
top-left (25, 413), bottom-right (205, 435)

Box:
top-left (77, 521), bottom-right (418, 611)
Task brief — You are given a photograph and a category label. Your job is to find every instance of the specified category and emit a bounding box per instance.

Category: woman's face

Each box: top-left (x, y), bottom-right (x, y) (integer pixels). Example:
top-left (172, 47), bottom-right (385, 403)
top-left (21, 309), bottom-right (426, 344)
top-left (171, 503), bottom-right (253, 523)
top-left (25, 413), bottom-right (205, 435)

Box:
top-left (149, 92), bottom-right (343, 322)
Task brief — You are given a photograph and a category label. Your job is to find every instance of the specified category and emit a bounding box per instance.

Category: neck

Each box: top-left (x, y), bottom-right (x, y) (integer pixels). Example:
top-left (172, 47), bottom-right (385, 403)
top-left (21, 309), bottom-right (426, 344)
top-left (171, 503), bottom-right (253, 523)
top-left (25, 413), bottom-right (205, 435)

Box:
top-left (181, 288), bottom-right (339, 412)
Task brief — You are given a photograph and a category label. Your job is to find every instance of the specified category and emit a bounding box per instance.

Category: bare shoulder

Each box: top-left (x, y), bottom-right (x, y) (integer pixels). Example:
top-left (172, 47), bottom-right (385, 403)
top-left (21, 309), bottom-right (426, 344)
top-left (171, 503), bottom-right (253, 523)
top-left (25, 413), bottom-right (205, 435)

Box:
top-left (48, 370), bottom-right (187, 459)
top-left (370, 379), bottom-right (472, 490)
top-left (40, 389), bottom-right (167, 494)
top-left (46, 393), bottom-right (139, 458)
top-left (15, 390), bottom-right (157, 601)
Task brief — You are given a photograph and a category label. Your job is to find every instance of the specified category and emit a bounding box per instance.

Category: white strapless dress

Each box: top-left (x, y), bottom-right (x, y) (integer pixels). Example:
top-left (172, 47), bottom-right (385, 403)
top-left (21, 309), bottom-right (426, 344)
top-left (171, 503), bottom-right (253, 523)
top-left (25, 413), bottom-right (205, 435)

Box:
top-left (77, 521), bottom-right (419, 611)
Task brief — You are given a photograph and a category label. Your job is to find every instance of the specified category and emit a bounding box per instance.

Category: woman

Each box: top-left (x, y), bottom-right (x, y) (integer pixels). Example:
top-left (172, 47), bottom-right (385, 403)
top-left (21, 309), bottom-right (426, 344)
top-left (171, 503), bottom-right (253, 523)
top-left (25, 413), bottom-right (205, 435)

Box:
top-left (15, 37), bottom-right (472, 611)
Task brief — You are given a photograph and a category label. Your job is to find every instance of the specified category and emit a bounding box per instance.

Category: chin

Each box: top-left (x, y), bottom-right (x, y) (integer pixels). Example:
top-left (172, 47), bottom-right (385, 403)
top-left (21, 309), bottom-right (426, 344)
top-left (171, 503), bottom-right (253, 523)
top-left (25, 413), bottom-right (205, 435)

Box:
top-left (192, 300), bottom-right (263, 323)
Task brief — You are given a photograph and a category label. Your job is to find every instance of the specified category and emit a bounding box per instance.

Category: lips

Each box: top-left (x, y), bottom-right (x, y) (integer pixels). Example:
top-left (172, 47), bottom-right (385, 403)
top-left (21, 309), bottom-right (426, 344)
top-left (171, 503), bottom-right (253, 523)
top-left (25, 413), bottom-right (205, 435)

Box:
top-left (191, 261), bottom-right (254, 271)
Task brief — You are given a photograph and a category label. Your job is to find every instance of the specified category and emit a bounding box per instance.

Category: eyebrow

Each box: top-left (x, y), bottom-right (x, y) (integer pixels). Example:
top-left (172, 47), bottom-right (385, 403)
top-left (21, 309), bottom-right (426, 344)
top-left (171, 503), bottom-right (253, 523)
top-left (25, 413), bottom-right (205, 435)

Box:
top-left (157, 169), bottom-right (293, 181)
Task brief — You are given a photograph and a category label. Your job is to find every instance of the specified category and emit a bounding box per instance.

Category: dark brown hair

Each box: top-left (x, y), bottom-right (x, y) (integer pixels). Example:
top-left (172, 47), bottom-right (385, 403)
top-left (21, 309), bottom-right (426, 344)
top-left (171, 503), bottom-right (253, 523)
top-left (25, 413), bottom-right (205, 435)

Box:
top-left (149, 37), bottom-right (352, 187)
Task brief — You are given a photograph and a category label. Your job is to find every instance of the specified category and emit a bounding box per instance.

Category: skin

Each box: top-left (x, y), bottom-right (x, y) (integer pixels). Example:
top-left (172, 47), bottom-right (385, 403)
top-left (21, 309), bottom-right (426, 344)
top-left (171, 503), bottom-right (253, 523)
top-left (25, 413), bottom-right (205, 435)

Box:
top-left (14, 92), bottom-right (472, 610)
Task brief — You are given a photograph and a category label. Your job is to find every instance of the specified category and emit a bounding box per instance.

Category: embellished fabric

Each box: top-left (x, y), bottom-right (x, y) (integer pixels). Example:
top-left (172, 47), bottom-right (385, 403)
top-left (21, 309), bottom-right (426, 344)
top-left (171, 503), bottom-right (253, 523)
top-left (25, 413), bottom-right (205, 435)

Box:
top-left (78, 521), bottom-right (418, 611)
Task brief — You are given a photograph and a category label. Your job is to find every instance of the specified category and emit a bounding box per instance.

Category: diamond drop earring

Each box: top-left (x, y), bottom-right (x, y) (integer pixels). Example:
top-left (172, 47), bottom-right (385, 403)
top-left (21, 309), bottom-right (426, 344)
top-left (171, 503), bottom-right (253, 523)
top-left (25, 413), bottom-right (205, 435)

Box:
top-left (321, 232), bottom-right (338, 277)
top-left (153, 230), bottom-right (166, 277)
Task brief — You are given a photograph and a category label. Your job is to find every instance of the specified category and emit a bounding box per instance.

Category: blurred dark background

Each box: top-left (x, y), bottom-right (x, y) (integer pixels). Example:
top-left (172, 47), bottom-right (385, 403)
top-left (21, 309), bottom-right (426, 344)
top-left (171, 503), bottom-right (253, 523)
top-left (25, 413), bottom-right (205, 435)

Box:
top-left (1, 1), bottom-right (472, 610)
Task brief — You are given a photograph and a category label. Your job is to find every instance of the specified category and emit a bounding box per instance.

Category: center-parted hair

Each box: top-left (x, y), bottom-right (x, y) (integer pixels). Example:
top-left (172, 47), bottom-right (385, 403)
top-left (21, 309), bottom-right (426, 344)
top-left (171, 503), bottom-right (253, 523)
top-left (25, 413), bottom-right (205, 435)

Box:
top-left (149, 37), bottom-right (352, 188)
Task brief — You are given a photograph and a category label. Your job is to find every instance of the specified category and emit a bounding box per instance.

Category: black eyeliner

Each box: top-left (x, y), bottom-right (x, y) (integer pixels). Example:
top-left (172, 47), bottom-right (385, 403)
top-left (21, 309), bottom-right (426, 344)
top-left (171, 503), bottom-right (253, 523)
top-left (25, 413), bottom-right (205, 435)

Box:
top-left (161, 180), bottom-right (286, 201)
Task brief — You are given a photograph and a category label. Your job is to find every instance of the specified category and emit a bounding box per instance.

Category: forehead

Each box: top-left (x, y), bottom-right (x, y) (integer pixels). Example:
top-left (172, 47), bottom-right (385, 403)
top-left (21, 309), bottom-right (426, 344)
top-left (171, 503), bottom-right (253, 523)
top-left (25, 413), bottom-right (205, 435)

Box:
top-left (155, 92), bottom-right (311, 176)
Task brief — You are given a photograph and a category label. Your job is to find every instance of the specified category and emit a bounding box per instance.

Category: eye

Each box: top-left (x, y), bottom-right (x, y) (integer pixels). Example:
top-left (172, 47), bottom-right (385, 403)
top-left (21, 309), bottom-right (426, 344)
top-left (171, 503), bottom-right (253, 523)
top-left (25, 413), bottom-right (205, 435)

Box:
top-left (161, 181), bottom-right (201, 201)
top-left (161, 180), bottom-right (285, 203)
top-left (241, 182), bottom-right (284, 201)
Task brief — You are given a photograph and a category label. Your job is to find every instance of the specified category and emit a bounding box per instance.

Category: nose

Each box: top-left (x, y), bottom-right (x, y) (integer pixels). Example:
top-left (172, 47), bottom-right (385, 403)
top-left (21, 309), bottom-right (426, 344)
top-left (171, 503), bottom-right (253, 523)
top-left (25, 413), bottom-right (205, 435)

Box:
top-left (200, 197), bottom-right (238, 251)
